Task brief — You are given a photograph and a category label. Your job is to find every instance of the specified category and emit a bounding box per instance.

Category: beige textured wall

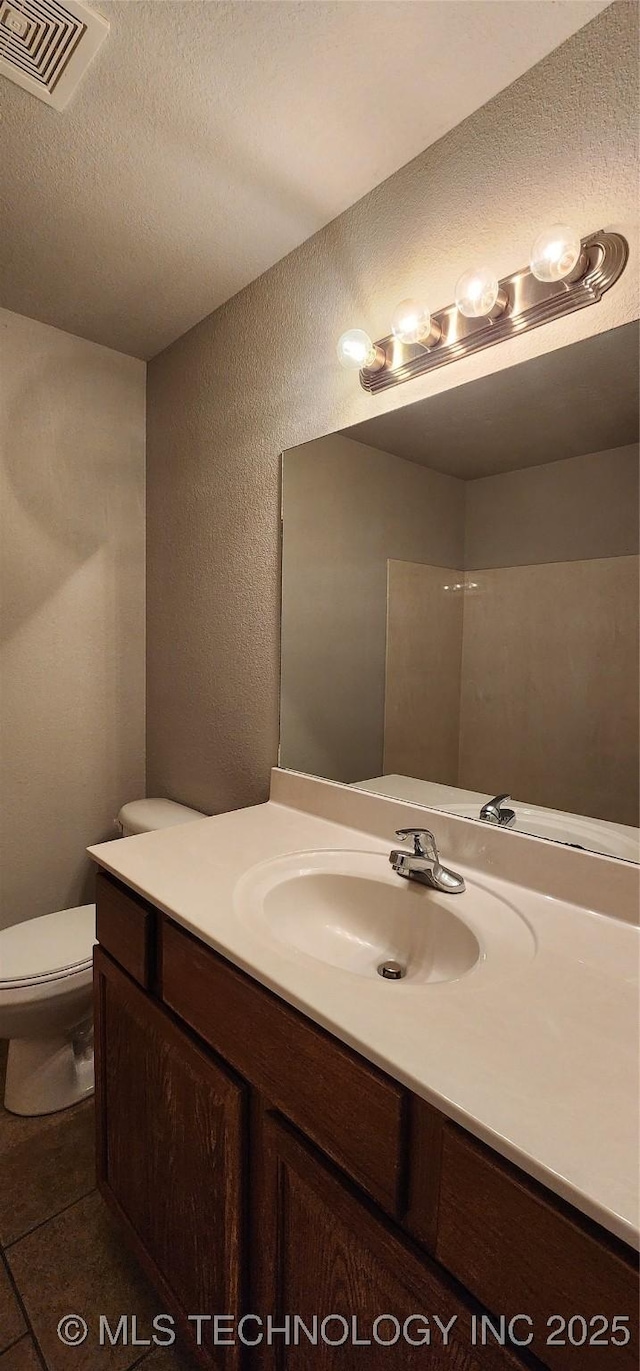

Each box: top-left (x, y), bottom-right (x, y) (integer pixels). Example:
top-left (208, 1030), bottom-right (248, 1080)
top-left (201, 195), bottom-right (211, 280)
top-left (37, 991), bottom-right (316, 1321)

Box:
top-left (146, 5), bottom-right (639, 815)
top-left (280, 435), bottom-right (463, 782)
top-left (0, 309), bottom-right (146, 930)
top-left (465, 444), bottom-right (639, 569)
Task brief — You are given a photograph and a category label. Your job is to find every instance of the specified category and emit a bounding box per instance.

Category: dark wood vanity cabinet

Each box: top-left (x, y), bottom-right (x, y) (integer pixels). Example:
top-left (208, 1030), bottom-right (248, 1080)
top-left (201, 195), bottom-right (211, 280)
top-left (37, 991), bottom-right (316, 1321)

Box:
top-left (94, 873), bottom-right (639, 1371)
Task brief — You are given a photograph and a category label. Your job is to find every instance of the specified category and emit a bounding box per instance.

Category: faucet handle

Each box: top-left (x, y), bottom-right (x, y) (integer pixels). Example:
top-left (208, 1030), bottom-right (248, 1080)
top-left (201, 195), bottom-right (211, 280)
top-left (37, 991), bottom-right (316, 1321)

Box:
top-left (395, 828), bottom-right (438, 860)
top-left (479, 794), bottom-right (516, 827)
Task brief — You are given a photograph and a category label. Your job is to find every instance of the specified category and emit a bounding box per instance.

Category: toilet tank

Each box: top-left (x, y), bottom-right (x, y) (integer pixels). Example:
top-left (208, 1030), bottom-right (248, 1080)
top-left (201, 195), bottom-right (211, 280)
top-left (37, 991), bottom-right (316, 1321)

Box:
top-left (116, 798), bottom-right (206, 837)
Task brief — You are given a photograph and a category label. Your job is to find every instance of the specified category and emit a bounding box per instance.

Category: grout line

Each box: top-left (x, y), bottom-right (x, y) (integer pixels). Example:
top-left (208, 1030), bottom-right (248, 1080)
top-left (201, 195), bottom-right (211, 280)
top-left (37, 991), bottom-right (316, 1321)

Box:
top-left (0, 1332), bottom-right (31, 1359)
top-left (3, 1187), bottom-right (98, 1253)
top-left (0, 1253), bottom-right (47, 1370)
top-left (1, 1335), bottom-right (46, 1370)
top-left (2, 1192), bottom-right (166, 1371)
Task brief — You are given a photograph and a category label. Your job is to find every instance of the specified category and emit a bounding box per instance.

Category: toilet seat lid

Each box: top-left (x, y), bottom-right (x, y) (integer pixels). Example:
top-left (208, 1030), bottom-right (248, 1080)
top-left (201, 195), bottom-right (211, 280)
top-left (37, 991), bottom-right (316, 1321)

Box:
top-left (0, 904), bottom-right (96, 987)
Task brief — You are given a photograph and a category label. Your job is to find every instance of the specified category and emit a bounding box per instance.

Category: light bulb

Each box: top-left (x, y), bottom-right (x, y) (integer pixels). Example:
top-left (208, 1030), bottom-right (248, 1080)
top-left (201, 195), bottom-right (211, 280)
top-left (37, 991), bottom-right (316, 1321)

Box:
top-left (391, 299), bottom-right (430, 344)
top-left (454, 266), bottom-right (504, 319)
top-left (529, 224), bottom-right (585, 283)
top-left (391, 298), bottom-right (441, 348)
top-left (336, 328), bottom-right (381, 371)
top-left (391, 299), bottom-right (432, 345)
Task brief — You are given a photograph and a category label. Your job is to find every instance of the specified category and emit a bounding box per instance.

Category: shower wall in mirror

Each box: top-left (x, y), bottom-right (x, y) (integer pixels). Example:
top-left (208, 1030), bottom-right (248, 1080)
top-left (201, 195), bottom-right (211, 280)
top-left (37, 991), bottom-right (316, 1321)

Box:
top-left (280, 323), bottom-right (640, 862)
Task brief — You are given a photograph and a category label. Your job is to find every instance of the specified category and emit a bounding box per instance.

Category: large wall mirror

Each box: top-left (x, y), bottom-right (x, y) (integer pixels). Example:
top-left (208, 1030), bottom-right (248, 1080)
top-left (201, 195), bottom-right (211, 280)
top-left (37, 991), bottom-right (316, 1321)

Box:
top-left (280, 322), bottom-right (640, 863)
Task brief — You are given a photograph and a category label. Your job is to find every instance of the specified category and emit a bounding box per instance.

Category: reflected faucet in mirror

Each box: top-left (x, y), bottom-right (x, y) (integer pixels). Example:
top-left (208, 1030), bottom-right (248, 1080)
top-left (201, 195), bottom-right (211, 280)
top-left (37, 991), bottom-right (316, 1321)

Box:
top-left (389, 828), bottom-right (466, 894)
top-left (479, 794), bottom-right (517, 827)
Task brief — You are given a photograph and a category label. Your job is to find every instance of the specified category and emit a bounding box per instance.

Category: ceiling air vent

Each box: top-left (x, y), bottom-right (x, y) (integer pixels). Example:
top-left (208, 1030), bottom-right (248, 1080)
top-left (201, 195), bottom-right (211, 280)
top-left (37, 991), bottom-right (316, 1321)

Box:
top-left (0, 0), bottom-right (108, 109)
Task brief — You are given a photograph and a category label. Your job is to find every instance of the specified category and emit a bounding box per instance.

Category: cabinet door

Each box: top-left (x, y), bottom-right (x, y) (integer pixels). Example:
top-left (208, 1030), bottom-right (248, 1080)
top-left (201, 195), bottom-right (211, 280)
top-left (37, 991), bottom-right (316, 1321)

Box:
top-left (253, 1113), bottom-right (528, 1371)
top-left (94, 947), bottom-right (244, 1368)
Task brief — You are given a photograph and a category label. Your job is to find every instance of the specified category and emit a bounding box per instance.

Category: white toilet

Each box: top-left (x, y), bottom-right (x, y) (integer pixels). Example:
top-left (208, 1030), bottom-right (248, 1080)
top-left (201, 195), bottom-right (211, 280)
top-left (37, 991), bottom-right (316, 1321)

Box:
top-left (0, 798), bottom-right (204, 1116)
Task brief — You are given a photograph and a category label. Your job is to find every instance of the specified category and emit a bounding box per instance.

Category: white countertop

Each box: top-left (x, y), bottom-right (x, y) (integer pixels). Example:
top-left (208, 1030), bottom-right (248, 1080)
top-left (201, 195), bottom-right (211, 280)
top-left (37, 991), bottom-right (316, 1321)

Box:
top-left (89, 792), bottom-right (640, 1251)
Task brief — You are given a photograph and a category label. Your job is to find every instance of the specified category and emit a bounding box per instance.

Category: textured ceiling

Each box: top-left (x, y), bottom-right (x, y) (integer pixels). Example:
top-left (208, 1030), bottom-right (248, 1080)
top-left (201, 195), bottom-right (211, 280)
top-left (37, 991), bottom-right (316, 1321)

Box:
top-left (0, 0), bottom-right (609, 359)
top-left (342, 323), bottom-right (640, 480)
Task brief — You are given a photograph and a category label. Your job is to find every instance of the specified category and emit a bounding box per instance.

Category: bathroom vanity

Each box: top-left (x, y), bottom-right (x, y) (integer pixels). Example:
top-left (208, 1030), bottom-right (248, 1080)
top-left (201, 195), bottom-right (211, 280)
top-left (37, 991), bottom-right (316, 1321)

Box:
top-left (90, 776), bottom-right (639, 1371)
top-left (84, 222), bottom-right (639, 1371)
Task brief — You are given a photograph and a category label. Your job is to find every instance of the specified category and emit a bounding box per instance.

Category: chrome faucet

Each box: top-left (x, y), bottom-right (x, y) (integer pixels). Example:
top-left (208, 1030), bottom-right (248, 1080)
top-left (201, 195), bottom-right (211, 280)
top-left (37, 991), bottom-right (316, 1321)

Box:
top-left (479, 793), bottom-right (516, 827)
top-left (389, 828), bottom-right (466, 894)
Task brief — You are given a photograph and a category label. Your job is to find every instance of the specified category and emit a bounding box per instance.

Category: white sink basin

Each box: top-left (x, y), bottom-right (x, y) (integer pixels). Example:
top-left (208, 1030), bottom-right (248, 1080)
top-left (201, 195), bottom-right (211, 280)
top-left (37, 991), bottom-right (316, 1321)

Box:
top-left (234, 849), bottom-right (535, 984)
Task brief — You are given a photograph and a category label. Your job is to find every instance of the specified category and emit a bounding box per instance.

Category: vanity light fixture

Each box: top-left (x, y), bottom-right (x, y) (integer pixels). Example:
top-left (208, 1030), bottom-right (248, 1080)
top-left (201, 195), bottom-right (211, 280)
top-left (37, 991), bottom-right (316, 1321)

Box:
top-left (338, 228), bottom-right (628, 394)
top-left (391, 299), bottom-right (441, 347)
top-left (454, 266), bottom-right (506, 320)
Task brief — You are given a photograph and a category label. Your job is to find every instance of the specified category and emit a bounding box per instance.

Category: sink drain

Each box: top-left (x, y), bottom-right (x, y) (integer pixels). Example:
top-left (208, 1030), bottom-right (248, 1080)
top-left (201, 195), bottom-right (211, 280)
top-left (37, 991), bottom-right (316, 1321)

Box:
top-left (377, 960), bottom-right (405, 980)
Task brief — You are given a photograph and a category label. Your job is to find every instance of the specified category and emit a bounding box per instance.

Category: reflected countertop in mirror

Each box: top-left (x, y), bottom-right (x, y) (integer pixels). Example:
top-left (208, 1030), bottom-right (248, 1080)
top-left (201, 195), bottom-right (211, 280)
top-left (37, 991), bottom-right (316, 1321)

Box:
top-left (353, 776), bottom-right (640, 865)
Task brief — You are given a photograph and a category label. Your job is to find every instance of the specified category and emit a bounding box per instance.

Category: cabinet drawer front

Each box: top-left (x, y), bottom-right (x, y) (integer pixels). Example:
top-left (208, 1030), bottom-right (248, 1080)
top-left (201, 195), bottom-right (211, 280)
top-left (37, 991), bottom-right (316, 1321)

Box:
top-left (436, 1125), bottom-right (639, 1371)
top-left (95, 871), bottom-right (156, 988)
top-left (161, 918), bottom-right (406, 1212)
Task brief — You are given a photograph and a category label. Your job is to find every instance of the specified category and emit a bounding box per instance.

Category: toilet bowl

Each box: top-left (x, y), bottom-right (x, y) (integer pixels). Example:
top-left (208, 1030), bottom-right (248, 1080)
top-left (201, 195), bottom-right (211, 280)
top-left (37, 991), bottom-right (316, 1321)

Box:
top-left (0, 797), bottom-right (205, 1116)
top-left (0, 905), bottom-right (96, 1116)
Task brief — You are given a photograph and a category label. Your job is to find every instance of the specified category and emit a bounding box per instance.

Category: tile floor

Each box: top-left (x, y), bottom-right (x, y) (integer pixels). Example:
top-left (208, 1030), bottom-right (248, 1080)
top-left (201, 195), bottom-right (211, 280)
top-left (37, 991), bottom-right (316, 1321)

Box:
top-left (0, 1045), bottom-right (197, 1371)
